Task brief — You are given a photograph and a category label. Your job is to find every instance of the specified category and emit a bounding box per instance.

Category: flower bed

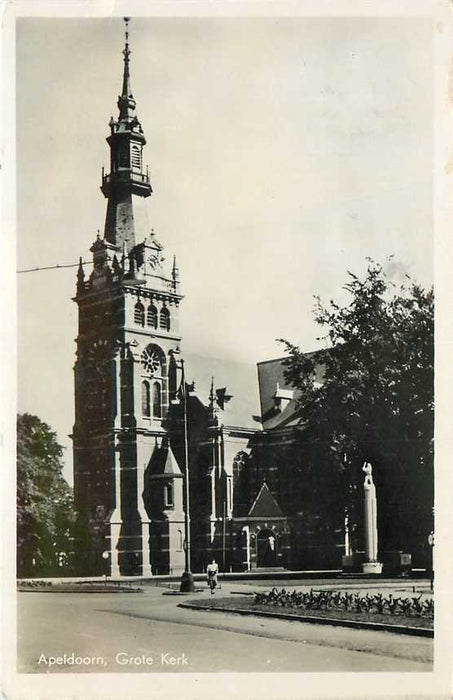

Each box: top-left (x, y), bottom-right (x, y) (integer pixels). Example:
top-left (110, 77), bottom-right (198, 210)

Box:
top-left (190, 588), bottom-right (433, 631)
top-left (17, 580), bottom-right (142, 593)
top-left (254, 587), bottom-right (434, 619)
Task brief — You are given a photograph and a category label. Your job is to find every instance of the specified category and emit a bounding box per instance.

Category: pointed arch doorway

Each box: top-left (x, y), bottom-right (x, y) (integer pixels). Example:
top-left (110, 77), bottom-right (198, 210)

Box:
top-left (256, 529), bottom-right (278, 568)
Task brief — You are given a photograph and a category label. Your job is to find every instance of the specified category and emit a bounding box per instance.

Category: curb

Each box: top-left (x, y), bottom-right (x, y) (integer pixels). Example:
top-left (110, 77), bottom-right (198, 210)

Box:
top-left (178, 602), bottom-right (434, 638)
top-left (161, 590), bottom-right (204, 596)
top-left (17, 587), bottom-right (143, 594)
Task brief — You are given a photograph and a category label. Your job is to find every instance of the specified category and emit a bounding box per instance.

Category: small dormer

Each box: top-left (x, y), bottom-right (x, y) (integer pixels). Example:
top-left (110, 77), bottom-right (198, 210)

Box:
top-left (273, 382), bottom-right (293, 413)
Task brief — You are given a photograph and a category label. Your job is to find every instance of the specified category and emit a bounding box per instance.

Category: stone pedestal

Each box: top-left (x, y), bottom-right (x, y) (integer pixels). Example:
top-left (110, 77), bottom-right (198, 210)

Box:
top-left (362, 561), bottom-right (383, 575)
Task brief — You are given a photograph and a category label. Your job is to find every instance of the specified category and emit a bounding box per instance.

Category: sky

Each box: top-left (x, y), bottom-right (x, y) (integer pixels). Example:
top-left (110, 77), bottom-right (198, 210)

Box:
top-left (16, 16), bottom-right (433, 483)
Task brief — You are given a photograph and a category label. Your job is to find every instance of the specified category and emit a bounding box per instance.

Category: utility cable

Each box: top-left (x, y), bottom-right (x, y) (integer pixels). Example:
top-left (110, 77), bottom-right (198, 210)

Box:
top-left (17, 260), bottom-right (93, 274)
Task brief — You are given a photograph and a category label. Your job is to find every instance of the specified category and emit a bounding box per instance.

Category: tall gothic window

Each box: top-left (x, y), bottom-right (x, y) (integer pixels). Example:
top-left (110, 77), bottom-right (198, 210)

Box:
top-left (152, 381), bottom-right (162, 419)
top-left (141, 345), bottom-right (167, 422)
top-left (134, 301), bottom-right (145, 326)
top-left (141, 381), bottom-right (151, 417)
top-left (159, 307), bottom-right (170, 331)
top-left (147, 304), bottom-right (158, 328)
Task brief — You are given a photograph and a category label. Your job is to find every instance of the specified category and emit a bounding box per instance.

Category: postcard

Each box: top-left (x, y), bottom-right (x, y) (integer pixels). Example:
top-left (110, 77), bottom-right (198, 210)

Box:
top-left (2, 1), bottom-right (452, 699)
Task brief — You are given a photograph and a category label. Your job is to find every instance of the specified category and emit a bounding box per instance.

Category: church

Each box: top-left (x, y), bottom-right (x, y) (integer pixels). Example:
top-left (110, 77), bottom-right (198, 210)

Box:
top-left (72, 20), bottom-right (426, 577)
top-left (71, 19), bottom-right (339, 577)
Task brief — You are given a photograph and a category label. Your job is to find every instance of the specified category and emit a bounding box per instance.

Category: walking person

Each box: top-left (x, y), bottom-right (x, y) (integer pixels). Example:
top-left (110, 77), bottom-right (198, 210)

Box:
top-left (206, 559), bottom-right (219, 594)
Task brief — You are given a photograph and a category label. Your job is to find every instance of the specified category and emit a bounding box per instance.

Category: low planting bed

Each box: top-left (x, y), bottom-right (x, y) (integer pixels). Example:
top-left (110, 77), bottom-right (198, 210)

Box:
top-left (17, 580), bottom-right (142, 593)
top-left (189, 588), bottom-right (433, 631)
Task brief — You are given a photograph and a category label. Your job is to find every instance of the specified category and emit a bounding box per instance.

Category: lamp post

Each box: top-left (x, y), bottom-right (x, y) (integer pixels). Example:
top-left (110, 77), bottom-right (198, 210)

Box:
top-left (178, 357), bottom-right (195, 592)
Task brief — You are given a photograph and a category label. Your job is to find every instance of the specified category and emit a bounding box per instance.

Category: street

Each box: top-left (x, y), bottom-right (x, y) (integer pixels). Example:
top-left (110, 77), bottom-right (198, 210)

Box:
top-left (17, 580), bottom-right (433, 673)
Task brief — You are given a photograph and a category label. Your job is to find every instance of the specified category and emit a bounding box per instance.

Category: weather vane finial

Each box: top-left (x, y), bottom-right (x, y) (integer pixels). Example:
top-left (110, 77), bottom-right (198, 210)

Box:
top-left (123, 17), bottom-right (130, 54)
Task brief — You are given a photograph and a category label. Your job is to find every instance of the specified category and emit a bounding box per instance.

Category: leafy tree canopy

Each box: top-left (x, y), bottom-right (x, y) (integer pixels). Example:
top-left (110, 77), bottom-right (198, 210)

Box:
top-left (17, 413), bottom-right (74, 576)
top-left (279, 260), bottom-right (434, 552)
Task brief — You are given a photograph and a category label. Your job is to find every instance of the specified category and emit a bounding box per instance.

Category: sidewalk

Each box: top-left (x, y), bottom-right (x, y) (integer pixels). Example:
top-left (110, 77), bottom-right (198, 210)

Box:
top-left (17, 568), bottom-right (428, 586)
top-left (17, 569), bottom-right (338, 584)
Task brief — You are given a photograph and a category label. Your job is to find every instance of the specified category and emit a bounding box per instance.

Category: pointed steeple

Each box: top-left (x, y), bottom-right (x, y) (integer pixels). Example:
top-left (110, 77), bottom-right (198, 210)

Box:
top-left (117, 17), bottom-right (137, 122)
top-left (101, 18), bottom-right (152, 252)
top-left (172, 255), bottom-right (180, 292)
top-left (76, 257), bottom-right (85, 293)
top-left (209, 377), bottom-right (215, 408)
top-left (172, 255), bottom-right (179, 280)
top-left (208, 376), bottom-right (219, 426)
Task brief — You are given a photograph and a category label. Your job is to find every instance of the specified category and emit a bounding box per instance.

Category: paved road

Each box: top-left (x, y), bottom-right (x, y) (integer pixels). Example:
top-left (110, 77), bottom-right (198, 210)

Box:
top-left (17, 582), bottom-right (433, 673)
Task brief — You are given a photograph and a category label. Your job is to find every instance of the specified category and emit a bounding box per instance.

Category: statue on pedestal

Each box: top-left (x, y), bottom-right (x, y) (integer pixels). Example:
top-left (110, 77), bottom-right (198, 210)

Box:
top-left (362, 462), bottom-right (383, 575)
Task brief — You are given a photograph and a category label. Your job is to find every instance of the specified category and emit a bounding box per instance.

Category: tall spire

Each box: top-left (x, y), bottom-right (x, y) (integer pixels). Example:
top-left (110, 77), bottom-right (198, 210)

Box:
top-left (101, 17), bottom-right (151, 251)
top-left (76, 257), bottom-right (85, 293)
top-left (172, 255), bottom-right (180, 292)
top-left (209, 377), bottom-right (215, 408)
top-left (117, 17), bottom-right (136, 121)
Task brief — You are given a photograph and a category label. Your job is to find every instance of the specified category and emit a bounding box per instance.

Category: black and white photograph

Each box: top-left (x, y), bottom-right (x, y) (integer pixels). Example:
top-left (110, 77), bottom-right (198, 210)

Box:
top-left (3, 1), bottom-right (453, 699)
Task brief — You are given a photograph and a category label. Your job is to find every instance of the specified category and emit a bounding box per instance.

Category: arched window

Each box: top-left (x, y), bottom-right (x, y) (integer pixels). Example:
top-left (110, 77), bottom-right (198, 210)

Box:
top-left (165, 483), bottom-right (174, 508)
top-left (152, 381), bottom-right (162, 419)
top-left (141, 381), bottom-right (151, 417)
top-left (147, 304), bottom-right (158, 328)
top-left (131, 143), bottom-right (141, 170)
top-left (177, 529), bottom-right (183, 551)
top-left (141, 345), bottom-right (167, 421)
top-left (159, 307), bottom-right (170, 331)
top-left (134, 301), bottom-right (145, 326)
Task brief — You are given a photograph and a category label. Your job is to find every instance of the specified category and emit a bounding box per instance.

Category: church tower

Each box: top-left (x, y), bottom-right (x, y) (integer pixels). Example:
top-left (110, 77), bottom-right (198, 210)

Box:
top-left (73, 19), bottom-right (185, 576)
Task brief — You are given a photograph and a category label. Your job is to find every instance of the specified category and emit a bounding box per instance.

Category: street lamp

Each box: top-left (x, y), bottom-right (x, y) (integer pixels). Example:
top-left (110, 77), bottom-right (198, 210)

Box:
top-left (175, 356), bottom-right (195, 593)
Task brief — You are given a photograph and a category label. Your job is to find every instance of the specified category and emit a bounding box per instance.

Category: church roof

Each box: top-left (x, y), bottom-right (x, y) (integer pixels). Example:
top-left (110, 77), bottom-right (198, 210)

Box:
top-left (248, 482), bottom-right (284, 518)
top-left (257, 352), bottom-right (325, 430)
top-left (261, 400), bottom-right (300, 431)
top-left (184, 352), bottom-right (261, 431)
top-left (179, 351), bottom-right (325, 433)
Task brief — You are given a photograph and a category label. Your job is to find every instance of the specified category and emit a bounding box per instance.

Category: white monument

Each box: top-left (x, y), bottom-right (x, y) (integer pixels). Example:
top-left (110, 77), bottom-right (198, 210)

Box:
top-left (362, 462), bottom-right (383, 574)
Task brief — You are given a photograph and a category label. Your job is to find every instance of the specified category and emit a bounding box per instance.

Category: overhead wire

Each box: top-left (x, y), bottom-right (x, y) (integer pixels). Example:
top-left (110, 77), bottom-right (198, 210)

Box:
top-left (17, 261), bottom-right (93, 274)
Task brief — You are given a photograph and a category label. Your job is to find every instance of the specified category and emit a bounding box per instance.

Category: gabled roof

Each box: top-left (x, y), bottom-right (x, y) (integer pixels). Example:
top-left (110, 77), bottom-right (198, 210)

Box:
top-left (147, 444), bottom-right (182, 478)
top-left (248, 482), bottom-right (284, 518)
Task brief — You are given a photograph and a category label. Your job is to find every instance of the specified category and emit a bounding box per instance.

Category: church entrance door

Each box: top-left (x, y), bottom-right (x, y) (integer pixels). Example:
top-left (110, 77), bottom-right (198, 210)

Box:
top-left (256, 529), bottom-right (277, 568)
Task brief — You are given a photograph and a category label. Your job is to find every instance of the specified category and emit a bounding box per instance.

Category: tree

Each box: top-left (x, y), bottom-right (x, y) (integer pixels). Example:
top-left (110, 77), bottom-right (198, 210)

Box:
top-left (17, 413), bottom-right (74, 576)
top-left (280, 260), bottom-right (434, 561)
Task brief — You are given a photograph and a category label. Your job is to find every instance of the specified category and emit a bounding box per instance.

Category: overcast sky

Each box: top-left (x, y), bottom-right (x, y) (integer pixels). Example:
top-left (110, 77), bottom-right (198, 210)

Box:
top-left (16, 16), bottom-right (433, 482)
